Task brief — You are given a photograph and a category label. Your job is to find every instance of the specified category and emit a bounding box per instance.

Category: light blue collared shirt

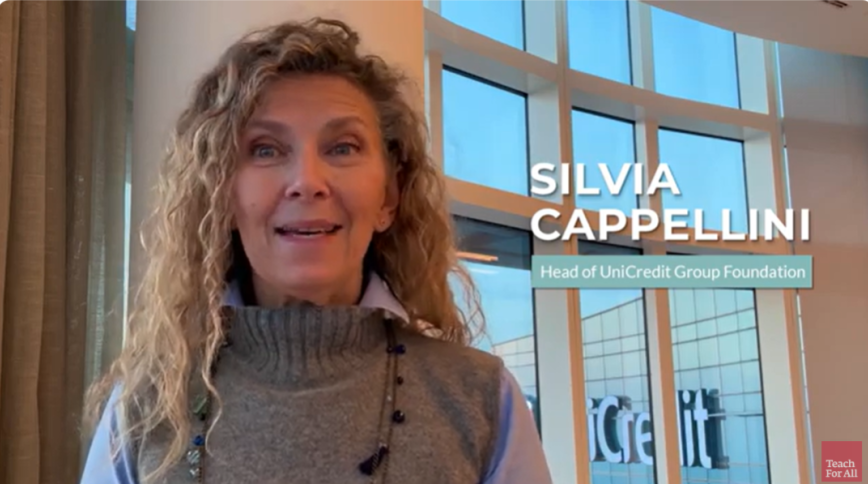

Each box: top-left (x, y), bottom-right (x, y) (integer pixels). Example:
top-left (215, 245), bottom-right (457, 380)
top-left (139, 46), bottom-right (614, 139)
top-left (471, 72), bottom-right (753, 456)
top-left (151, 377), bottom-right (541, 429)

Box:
top-left (80, 274), bottom-right (553, 484)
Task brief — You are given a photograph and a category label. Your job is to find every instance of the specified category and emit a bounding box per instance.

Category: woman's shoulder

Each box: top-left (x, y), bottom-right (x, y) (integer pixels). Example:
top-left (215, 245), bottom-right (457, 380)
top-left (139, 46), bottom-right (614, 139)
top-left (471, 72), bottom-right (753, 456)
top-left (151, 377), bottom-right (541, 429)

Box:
top-left (399, 324), bottom-right (503, 367)
top-left (396, 323), bottom-right (508, 396)
top-left (80, 385), bottom-right (139, 484)
top-left (393, 323), bottom-right (553, 483)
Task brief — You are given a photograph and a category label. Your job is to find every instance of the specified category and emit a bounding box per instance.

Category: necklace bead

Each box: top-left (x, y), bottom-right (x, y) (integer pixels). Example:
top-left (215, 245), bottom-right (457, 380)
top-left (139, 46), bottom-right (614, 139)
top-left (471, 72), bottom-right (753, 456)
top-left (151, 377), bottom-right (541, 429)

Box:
top-left (187, 449), bottom-right (201, 465)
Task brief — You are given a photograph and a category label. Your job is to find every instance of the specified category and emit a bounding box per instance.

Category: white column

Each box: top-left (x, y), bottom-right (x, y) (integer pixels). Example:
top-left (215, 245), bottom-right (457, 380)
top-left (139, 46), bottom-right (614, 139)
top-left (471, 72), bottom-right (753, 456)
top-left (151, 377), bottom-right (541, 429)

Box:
top-left (779, 43), bottom-right (868, 484)
top-left (129, 0), bottom-right (425, 294)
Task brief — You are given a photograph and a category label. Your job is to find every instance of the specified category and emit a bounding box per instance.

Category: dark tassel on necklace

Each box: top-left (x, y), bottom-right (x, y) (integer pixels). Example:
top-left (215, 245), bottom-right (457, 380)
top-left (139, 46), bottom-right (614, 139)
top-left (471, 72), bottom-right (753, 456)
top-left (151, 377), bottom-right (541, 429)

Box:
top-left (358, 444), bottom-right (389, 475)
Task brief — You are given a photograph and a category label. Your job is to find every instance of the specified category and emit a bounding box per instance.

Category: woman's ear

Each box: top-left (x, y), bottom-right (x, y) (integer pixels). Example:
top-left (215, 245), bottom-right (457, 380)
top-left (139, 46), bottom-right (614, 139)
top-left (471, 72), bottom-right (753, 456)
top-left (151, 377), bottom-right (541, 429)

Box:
top-left (376, 170), bottom-right (400, 233)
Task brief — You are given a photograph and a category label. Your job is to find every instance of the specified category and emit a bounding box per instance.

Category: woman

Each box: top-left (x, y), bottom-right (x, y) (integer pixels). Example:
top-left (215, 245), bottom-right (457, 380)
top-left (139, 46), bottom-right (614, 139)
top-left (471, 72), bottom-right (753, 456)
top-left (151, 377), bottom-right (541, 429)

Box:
top-left (81, 18), bottom-right (552, 484)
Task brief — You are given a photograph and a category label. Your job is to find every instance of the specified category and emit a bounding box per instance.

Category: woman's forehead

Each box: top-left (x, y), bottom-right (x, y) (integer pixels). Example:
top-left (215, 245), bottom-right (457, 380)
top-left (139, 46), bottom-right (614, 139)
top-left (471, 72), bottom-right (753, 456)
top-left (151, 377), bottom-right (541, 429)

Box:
top-left (247, 75), bottom-right (378, 130)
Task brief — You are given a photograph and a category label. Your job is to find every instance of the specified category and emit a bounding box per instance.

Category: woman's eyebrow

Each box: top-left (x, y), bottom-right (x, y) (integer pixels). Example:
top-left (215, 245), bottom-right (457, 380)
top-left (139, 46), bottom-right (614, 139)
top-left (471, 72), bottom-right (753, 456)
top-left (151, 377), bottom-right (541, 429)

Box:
top-left (244, 116), bottom-right (369, 137)
top-left (244, 119), bottom-right (292, 137)
top-left (323, 115), bottom-right (369, 132)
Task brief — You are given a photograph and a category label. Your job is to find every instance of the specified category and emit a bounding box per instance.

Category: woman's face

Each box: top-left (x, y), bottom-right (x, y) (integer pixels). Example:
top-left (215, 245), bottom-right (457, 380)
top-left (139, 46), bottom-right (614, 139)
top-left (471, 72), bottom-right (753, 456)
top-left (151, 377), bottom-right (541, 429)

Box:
top-left (232, 75), bottom-right (398, 306)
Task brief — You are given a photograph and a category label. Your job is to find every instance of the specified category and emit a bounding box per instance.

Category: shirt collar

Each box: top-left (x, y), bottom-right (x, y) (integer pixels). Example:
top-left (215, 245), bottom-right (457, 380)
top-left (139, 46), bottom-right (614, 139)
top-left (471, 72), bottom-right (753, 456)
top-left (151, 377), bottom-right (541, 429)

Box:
top-left (223, 272), bottom-right (410, 324)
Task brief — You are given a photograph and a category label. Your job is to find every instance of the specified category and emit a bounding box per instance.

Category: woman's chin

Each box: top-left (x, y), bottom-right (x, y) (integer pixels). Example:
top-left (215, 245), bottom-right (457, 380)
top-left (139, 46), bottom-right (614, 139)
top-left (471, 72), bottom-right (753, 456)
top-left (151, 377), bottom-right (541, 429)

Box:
top-left (283, 271), bottom-right (335, 288)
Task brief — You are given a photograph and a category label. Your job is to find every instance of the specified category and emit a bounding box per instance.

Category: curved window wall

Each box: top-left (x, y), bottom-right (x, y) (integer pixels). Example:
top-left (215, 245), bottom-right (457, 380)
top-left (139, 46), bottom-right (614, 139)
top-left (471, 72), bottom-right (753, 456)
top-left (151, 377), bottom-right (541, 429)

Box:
top-left (425, 1), bottom-right (806, 484)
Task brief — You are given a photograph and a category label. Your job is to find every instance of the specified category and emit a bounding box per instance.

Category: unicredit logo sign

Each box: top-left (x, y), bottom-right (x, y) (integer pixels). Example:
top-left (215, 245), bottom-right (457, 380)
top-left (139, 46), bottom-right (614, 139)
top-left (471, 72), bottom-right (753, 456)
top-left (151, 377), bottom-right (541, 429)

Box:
top-left (586, 388), bottom-right (726, 469)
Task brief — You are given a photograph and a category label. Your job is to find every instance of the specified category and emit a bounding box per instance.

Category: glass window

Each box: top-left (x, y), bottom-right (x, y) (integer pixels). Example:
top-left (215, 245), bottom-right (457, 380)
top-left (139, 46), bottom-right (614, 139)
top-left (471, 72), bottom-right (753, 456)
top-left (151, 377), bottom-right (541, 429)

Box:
top-left (669, 287), bottom-right (769, 484)
top-left (572, 110), bottom-right (637, 213)
top-left (123, 0), bottom-right (136, 339)
top-left (658, 129), bottom-right (748, 233)
top-left (651, 7), bottom-right (739, 109)
top-left (439, 0), bottom-right (524, 50)
top-left (443, 68), bottom-right (529, 195)
top-left (126, 0), bottom-right (136, 30)
top-left (774, 42), bottom-right (785, 119)
top-left (579, 242), bottom-right (654, 484)
top-left (566, 0), bottom-right (631, 84)
top-left (452, 217), bottom-right (539, 429)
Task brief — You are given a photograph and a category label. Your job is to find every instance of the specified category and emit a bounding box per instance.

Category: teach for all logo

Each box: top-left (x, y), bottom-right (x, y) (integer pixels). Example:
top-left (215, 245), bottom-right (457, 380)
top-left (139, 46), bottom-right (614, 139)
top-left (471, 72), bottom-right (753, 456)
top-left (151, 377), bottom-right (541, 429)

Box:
top-left (822, 441), bottom-right (862, 482)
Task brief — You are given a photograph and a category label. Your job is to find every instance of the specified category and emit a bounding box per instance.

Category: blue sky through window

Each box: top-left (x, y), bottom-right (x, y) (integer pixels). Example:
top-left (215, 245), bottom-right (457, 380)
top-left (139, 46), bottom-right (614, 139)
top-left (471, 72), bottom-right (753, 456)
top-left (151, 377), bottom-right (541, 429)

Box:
top-left (572, 110), bottom-right (638, 213)
top-left (451, 264), bottom-right (534, 352)
top-left (440, 0), bottom-right (524, 50)
top-left (442, 70), bottom-right (529, 195)
top-left (651, 6), bottom-right (740, 108)
top-left (567, 0), bottom-right (631, 84)
top-left (126, 0), bottom-right (136, 30)
top-left (658, 130), bottom-right (748, 233)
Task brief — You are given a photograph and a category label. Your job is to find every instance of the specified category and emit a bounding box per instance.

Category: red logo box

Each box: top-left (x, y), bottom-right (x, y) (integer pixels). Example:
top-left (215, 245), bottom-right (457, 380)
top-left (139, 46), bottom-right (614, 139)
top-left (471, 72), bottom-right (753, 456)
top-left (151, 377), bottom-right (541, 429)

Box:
top-left (822, 441), bottom-right (862, 482)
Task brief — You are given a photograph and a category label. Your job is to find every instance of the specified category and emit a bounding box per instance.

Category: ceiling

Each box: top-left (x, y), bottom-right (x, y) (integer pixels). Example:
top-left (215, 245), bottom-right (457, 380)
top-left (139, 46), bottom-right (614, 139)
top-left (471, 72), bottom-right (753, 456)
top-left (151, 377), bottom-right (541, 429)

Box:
top-left (644, 0), bottom-right (868, 58)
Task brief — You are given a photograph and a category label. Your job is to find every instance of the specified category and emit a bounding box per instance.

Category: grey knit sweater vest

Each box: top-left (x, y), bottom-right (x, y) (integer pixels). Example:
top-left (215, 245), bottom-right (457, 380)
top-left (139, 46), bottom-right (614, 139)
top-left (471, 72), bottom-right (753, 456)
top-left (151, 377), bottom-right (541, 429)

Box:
top-left (138, 305), bottom-right (504, 483)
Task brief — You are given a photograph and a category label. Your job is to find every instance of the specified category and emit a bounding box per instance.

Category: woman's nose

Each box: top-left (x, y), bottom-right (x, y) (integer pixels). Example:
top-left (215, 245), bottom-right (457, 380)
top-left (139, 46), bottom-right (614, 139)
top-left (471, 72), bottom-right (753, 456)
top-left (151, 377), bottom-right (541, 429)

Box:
top-left (283, 148), bottom-right (330, 200)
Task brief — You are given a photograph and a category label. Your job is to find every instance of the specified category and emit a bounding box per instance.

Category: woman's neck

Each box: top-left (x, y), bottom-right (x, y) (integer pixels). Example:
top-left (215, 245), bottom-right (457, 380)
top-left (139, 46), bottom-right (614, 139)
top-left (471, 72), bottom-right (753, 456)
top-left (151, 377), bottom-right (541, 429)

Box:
top-left (232, 244), bottom-right (376, 308)
top-left (251, 272), bottom-right (366, 307)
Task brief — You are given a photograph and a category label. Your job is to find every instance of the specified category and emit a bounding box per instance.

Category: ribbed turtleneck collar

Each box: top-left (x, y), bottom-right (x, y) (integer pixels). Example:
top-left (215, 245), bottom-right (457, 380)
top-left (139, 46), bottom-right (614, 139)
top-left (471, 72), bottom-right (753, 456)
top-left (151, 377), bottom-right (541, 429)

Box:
top-left (224, 272), bottom-right (410, 321)
top-left (224, 303), bottom-right (391, 388)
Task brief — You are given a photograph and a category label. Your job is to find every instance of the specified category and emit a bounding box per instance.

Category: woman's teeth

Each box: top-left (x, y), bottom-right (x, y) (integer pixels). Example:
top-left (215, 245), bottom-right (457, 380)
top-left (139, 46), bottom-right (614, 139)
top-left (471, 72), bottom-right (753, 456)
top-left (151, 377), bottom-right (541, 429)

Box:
top-left (275, 226), bottom-right (340, 236)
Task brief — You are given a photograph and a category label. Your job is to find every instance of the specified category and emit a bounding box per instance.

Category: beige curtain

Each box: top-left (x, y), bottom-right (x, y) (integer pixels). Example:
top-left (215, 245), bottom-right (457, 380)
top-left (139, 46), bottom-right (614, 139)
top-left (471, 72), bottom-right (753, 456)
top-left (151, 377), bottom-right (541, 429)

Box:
top-left (0, 1), bottom-right (130, 483)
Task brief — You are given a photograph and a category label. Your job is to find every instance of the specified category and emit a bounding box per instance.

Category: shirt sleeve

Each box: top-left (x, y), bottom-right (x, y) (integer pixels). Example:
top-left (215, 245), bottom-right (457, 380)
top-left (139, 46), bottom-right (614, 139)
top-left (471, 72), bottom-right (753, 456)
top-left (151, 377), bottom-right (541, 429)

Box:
top-left (482, 367), bottom-right (554, 484)
top-left (80, 386), bottom-right (138, 484)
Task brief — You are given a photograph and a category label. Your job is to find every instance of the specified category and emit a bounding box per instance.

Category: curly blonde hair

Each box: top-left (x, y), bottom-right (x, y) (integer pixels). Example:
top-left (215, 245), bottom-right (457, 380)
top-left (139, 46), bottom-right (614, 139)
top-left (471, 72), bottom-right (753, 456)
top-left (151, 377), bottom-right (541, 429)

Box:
top-left (85, 17), bottom-right (483, 483)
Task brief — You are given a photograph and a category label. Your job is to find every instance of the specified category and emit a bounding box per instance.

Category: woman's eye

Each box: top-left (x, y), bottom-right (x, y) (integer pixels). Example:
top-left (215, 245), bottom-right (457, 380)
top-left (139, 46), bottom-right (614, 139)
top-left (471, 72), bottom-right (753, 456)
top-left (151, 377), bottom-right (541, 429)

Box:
top-left (252, 144), bottom-right (279, 158)
top-left (329, 142), bottom-right (360, 156)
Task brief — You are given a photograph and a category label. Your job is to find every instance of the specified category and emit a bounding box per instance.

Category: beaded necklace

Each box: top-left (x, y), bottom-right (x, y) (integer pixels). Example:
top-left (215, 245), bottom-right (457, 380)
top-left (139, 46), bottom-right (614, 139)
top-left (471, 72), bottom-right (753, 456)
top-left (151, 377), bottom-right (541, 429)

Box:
top-left (184, 316), bottom-right (407, 483)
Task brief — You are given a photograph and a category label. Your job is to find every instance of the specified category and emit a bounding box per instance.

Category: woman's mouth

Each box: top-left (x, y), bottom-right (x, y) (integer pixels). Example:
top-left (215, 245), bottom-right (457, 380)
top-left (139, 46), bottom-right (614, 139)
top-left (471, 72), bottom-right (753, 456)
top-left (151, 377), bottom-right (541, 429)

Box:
top-left (274, 222), bottom-right (342, 239)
